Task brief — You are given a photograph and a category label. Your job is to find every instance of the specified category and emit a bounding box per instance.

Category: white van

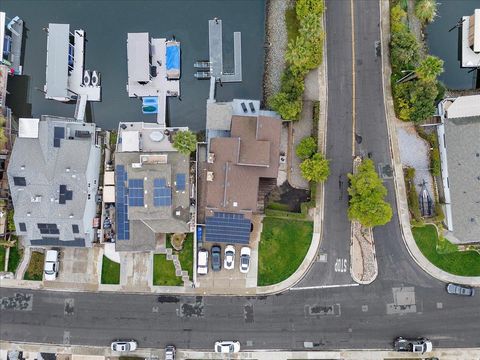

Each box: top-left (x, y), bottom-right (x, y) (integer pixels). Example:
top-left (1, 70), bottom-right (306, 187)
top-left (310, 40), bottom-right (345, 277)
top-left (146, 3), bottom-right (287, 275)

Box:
top-left (197, 249), bottom-right (209, 275)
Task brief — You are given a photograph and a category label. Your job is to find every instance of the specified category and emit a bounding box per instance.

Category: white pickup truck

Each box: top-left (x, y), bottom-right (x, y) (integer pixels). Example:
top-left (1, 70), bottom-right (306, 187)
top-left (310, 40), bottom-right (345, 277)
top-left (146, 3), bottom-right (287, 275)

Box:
top-left (394, 337), bottom-right (433, 354)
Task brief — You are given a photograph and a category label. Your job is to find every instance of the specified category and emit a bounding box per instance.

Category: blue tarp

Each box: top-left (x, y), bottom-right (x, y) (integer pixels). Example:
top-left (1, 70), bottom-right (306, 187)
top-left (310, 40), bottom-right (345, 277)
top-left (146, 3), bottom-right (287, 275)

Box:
top-left (166, 44), bottom-right (180, 70)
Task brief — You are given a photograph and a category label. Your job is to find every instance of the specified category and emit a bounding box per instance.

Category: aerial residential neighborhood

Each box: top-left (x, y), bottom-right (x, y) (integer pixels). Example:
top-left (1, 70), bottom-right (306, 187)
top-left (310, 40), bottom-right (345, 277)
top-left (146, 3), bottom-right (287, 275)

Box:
top-left (0, 0), bottom-right (479, 360)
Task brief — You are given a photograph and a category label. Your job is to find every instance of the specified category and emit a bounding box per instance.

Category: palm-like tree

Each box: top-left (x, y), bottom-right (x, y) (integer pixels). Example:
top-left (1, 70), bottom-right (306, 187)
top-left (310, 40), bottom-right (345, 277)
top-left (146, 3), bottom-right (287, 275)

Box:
top-left (415, 0), bottom-right (438, 24)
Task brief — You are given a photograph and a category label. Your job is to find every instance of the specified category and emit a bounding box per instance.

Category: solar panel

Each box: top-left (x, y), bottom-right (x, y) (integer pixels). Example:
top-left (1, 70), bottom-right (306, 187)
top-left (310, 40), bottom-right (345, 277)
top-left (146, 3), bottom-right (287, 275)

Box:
top-left (128, 178), bottom-right (144, 207)
top-left (153, 177), bottom-right (172, 207)
top-left (176, 173), bottom-right (186, 191)
top-left (54, 127), bottom-right (65, 138)
top-left (53, 138), bottom-right (61, 148)
top-left (205, 212), bottom-right (251, 244)
top-left (115, 165), bottom-right (130, 240)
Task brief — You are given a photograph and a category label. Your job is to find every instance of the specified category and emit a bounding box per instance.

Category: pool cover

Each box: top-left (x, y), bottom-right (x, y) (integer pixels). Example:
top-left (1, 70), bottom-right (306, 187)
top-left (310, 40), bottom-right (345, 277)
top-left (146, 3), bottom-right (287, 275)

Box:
top-left (166, 44), bottom-right (180, 70)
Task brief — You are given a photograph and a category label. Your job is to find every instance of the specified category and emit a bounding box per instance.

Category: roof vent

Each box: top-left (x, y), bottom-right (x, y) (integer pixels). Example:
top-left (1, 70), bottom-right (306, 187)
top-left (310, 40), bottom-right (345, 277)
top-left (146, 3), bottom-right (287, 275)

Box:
top-left (27, 212), bottom-right (31, 217)
top-left (132, 162), bottom-right (142, 168)
top-left (207, 171), bottom-right (214, 181)
top-left (69, 214), bottom-right (74, 218)
top-left (31, 195), bottom-right (42, 203)
top-left (233, 202), bottom-right (238, 207)
top-left (20, 165), bottom-right (25, 170)
top-left (66, 167), bottom-right (71, 172)
top-left (208, 153), bottom-right (215, 163)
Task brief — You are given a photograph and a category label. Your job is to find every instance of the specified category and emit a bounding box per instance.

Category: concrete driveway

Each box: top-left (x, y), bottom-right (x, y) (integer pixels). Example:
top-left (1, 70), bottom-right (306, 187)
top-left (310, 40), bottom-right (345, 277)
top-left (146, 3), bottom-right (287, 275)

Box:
top-left (47, 247), bottom-right (101, 286)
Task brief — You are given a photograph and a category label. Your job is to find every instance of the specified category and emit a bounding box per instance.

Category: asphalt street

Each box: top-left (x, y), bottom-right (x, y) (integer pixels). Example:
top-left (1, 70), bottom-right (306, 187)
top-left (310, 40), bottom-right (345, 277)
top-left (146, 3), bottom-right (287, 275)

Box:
top-left (1, 0), bottom-right (480, 353)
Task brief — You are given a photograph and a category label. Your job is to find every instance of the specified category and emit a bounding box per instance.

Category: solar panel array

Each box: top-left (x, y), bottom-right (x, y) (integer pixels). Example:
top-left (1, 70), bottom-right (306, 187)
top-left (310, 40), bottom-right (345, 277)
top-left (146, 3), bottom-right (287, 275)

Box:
top-left (128, 178), bottom-right (145, 207)
top-left (53, 126), bottom-right (65, 148)
top-left (116, 165), bottom-right (130, 240)
top-left (205, 212), bottom-right (251, 244)
top-left (176, 173), bottom-right (186, 191)
top-left (153, 178), bottom-right (172, 207)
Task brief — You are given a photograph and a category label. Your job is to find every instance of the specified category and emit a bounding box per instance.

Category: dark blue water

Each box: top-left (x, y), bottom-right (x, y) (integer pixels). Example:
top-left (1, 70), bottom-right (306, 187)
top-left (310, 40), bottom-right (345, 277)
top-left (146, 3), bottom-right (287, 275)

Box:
top-left (1, 0), bottom-right (266, 131)
top-left (426, 0), bottom-right (479, 90)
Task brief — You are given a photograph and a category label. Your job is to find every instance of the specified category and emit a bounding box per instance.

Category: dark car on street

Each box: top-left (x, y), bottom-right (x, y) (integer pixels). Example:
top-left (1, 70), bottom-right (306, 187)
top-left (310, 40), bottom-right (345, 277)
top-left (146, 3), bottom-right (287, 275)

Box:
top-left (446, 283), bottom-right (475, 296)
top-left (211, 245), bottom-right (221, 271)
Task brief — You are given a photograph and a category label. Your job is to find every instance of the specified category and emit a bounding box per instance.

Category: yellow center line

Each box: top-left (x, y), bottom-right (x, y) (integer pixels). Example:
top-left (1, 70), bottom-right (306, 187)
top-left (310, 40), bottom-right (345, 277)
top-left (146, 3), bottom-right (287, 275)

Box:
top-left (351, 0), bottom-right (356, 157)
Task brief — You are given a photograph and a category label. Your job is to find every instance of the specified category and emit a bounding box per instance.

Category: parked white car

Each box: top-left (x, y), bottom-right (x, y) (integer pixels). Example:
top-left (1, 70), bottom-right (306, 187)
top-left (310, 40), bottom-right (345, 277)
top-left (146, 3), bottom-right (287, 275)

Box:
top-left (43, 250), bottom-right (59, 281)
top-left (239, 247), bottom-right (251, 273)
top-left (224, 245), bottom-right (235, 270)
top-left (111, 340), bottom-right (137, 352)
top-left (215, 340), bottom-right (240, 353)
top-left (197, 249), bottom-right (209, 275)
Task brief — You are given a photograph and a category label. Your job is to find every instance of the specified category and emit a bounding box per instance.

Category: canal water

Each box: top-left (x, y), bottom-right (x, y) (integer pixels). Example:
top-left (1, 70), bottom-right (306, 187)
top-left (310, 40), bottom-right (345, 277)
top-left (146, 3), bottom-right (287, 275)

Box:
top-left (426, 0), bottom-right (479, 90)
top-left (1, 0), bottom-right (266, 131)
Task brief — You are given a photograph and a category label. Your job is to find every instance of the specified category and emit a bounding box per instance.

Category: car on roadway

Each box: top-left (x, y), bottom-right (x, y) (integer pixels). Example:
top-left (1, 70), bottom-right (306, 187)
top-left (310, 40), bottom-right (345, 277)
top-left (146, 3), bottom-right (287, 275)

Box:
top-left (197, 249), bottom-right (209, 275)
top-left (211, 245), bottom-right (221, 271)
top-left (446, 283), bottom-right (475, 296)
top-left (43, 250), bottom-right (59, 281)
top-left (394, 337), bottom-right (432, 353)
top-left (239, 246), bottom-right (251, 273)
top-left (111, 340), bottom-right (137, 352)
top-left (214, 340), bottom-right (240, 353)
top-left (165, 344), bottom-right (176, 360)
top-left (224, 245), bottom-right (235, 270)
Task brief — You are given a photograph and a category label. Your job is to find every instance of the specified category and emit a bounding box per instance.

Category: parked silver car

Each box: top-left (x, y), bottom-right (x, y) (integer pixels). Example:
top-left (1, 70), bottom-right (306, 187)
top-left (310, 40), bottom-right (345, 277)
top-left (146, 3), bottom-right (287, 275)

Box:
top-left (446, 283), bottom-right (475, 296)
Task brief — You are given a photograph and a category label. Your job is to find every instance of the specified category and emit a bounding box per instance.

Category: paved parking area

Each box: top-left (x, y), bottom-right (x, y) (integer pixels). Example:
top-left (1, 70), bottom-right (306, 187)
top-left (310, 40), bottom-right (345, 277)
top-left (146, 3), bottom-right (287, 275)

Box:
top-left (53, 247), bottom-right (101, 285)
top-left (196, 243), bottom-right (248, 291)
top-left (197, 215), bottom-right (262, 291)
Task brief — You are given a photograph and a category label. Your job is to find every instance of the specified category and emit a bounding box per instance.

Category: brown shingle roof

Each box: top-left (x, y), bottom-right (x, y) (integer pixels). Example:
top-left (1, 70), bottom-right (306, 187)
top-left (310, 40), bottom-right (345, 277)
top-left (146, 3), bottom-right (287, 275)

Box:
top-left (205, 115), bottom-right (281, 213)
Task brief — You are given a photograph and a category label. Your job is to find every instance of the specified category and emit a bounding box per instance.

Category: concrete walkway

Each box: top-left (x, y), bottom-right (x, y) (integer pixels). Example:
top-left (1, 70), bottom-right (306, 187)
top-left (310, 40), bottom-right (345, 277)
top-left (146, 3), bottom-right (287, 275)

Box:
top-left (2, 341), bottom-right (480, 360)
top-left (379, 0), bottom-right (480, 287)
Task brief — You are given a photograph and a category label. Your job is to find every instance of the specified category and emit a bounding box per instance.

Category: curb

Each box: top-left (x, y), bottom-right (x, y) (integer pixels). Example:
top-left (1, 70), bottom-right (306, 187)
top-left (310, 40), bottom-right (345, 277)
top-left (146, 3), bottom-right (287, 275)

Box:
top-left (378, 0), bottom-right (480, 287)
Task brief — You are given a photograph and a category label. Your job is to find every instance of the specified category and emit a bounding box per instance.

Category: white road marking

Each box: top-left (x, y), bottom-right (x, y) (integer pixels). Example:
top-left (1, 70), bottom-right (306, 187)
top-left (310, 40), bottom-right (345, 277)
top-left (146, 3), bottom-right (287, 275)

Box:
top-left (291, 283), bottom-right (359, 291)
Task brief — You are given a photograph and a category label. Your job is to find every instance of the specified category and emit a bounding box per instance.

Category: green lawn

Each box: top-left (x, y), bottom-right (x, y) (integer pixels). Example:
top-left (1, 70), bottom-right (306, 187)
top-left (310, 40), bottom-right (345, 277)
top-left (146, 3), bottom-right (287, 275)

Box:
top-left (177, 233), bottom-right (193, 280)
top-left (412, 225), bottom-right (480, 276)
top-left (153, 254), bottom-right (183, 286)
top-left (258, 217), bottom-right (313, 286)
top-left (23, 251), bottom-right (45, 281)
top-left (0, 246), bottom-right (5, 271)
top-left (101, 256), bottom-right (120, 284)
top-left (7, 244), bottom-right (22, 273)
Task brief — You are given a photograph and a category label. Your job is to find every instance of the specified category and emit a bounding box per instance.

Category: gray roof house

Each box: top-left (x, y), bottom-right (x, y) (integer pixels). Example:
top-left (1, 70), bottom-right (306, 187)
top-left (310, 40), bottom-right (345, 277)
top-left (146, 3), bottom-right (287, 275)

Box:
top-left (438, 95), bottom-right (480, 244)
top-left (7, 116), bottom-right (101, 247)
top-left (114, 122), bottom-right (192, 252)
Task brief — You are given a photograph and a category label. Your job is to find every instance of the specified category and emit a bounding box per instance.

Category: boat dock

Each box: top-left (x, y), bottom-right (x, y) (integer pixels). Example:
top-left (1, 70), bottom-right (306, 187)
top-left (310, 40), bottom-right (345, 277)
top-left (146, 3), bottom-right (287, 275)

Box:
top-left (44, 23), bottom-right (101, 121)
top-left (126, 33), bottom-right (180, 127)
top-left (208, 19), bottom-right (242, 82)
top-left (461, 9), bottom-right (480, 68)
top-left (1, 12), bottom-right (24, 75)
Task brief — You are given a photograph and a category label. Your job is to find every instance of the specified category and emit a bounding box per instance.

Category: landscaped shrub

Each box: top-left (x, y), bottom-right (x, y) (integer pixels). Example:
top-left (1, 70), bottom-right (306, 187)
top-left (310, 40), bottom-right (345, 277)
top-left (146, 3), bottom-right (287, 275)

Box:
top-left (296, 136), bottom-right (317, 160)
top-left (393, 79), bottom-right (438, 122)
top-left (415, 0), bottom-right (437, 24)
top-left (404, 167), bottom-right (422, 222)
top-left (269, 0), bottom-right (325, 120)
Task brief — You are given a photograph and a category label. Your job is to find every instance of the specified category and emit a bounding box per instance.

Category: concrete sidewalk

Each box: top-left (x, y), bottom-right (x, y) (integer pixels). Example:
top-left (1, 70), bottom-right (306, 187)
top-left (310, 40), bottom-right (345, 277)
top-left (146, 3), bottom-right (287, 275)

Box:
top-left (379, 0), bottom-right (480, 287)
top-left (2, 341), bottom-right (480, 360)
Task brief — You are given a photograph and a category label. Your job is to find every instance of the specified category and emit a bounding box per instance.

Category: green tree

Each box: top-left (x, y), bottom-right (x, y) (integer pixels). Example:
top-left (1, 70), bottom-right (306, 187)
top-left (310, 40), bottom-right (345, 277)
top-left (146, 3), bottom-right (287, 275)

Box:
top-left (390, 28), bottom-right (419, 73)
top-left (393, 79), bottom-right (438, 122)
top-left (0, 128), bottom-right (7, 149)
top-left (172, 130), bottom-right (197, 155)
top-left (415, 55), bottom-right (444, 82)
top-left (296, 136), bottom-right (317, 160)
top-left (415, 0), bottom-right (437, 24)
top-left (390, 4), bottom-right (408, 34)
top-left (300, 153), bottom-right (330, 182)
top-left (296, 0), bottom-right (325, 19)
top-left (348, 159), bottom-right (393, 227)
top-left (268, 92), bottom-right (303, 120)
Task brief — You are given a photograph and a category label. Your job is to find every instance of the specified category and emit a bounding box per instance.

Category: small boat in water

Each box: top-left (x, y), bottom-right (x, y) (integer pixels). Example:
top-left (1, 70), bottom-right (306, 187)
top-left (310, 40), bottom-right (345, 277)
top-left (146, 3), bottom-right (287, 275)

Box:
top-left (83, 70), bottom-right (91, 86)
top-left (91, 70), bottom-right (100, 86)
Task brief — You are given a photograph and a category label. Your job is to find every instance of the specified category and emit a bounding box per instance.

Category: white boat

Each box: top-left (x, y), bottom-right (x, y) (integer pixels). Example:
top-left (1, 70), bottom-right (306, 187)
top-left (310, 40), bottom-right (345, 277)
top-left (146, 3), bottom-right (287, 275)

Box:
top-left (83, 70), bottom-right (91, 86)
top-left (91, 70), bottom-right (100, 86)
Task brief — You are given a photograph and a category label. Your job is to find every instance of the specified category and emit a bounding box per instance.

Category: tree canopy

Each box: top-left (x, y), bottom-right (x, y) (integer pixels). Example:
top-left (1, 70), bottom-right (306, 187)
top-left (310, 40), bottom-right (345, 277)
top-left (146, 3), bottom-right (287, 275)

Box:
top-left (415, 55), bottom-right (444, 82)
top-left (172, 130), bottom-right (197, 155)
top-left (415, 0), bottom-right (437, 24)
top-left (300, 153), bottom-right (330, 183)
top-left (348, 159), bottom-right (393, 228)
top-left (296, 136), bottom-right (318, 160)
